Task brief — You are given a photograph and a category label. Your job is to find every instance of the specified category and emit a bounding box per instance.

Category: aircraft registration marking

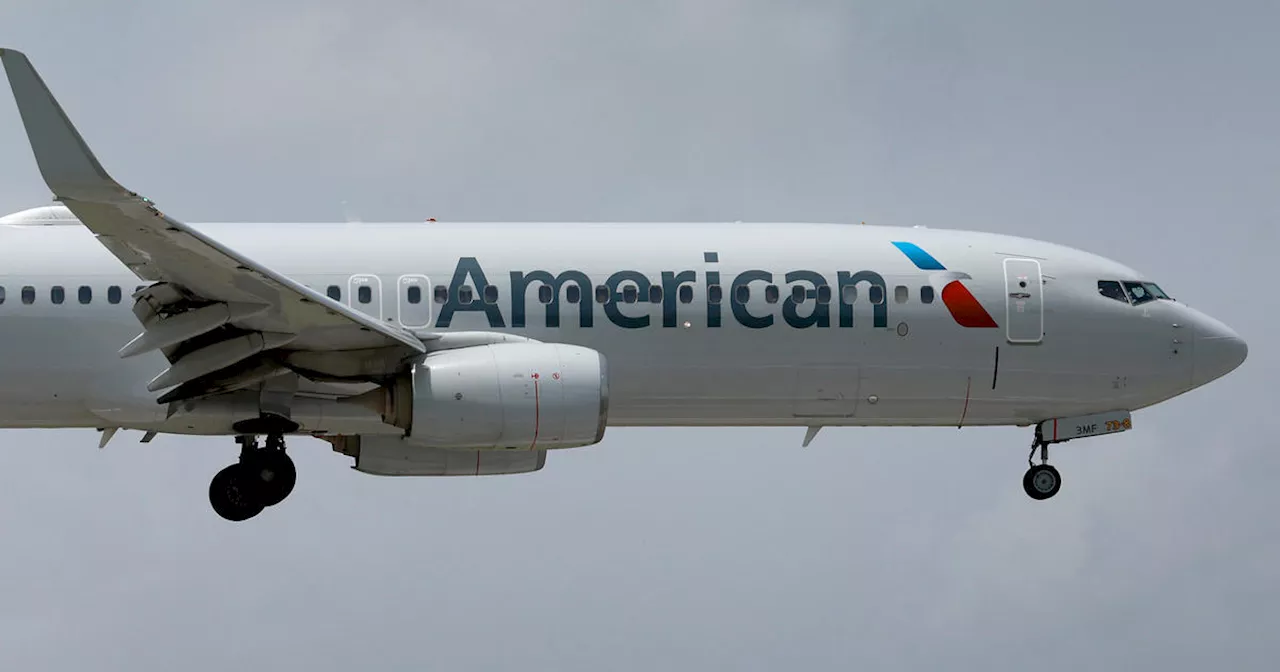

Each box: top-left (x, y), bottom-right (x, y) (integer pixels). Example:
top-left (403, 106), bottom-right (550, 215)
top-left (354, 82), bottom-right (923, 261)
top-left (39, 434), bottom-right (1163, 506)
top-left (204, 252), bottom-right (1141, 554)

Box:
top-left (1039, 410), bottom-right (1133, 443)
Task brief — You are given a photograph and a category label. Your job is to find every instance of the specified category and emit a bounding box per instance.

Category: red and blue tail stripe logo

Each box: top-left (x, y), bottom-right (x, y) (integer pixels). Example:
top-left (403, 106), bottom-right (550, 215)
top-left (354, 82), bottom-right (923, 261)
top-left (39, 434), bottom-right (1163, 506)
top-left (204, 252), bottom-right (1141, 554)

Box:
top-left (892, 241), bottom-right (998, 328)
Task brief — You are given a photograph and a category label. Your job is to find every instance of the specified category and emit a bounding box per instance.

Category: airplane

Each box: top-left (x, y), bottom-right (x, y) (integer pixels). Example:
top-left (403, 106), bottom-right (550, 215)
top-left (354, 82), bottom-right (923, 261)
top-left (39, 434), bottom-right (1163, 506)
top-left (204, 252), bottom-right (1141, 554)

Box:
top-left (0, 48), bottom-right (1248, 522)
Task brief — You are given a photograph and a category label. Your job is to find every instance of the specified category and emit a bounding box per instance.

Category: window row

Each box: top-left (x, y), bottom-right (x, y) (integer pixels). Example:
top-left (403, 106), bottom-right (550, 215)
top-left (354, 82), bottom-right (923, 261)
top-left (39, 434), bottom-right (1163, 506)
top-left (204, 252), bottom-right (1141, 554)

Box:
top-left (323, 282), bottom-right (938, 307)
top-left (0, 280), bottom-right (942, 308)
top-left (0, 284), bottom-right (129, 305)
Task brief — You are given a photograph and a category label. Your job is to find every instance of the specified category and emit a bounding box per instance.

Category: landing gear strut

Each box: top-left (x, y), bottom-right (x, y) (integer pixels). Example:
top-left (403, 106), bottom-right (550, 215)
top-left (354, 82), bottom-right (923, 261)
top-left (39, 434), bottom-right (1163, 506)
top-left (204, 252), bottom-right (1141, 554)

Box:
top-left (209, 432), bottom-right (297, 521)
top-left (1023, 428), bottom-right (1061, 500)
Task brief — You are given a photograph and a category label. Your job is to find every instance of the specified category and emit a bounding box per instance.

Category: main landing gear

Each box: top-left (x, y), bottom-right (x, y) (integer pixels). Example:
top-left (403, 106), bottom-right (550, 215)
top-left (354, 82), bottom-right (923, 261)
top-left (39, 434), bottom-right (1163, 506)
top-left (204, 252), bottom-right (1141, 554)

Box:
top-left (1023, 429), bottom-right (1061, 500)
top-left (209, 433), bottom-right (297, 521)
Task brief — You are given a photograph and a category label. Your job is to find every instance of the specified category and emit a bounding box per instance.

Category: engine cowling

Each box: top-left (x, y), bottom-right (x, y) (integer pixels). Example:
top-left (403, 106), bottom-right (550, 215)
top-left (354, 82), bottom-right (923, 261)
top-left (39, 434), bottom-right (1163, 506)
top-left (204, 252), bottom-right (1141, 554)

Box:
top-left (389, 343), bottom-right (609, 450)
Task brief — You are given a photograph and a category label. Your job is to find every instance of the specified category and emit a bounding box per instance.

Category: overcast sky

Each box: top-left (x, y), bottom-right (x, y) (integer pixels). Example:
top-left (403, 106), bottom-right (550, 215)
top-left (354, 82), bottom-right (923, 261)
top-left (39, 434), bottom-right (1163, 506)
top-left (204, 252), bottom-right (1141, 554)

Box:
top-left (0, 1), bottom-right (1275, 669)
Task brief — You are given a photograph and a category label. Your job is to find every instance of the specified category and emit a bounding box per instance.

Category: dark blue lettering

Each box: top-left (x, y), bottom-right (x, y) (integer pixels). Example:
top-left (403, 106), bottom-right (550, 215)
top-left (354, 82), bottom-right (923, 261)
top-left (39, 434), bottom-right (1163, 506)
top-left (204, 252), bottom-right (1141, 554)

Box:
top-left (838, 270), bottom-right (888, 329)
top-left (436, 257), bottom-right (505, 328)
top-left (706, 270), bottom-right (721, 328)
top-left (782, 270), bottom-right (830, 328)
top-left (731, 270), bottom-right (774, 329)
top-left (431, 254), bottom-right (912, 332)
top-left (510, 270), bottom-right (594, 328)
top-left (603, 270), bottom-right (650, 329)
top-left (661, 270), bottom-right (696, 327)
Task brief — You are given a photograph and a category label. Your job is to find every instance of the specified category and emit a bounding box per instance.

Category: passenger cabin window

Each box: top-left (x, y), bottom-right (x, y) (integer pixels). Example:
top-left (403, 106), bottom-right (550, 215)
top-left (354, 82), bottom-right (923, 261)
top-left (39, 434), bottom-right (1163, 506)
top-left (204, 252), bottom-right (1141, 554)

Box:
top-left (484, 285), bottom-right (499, 304)
top-left (595, 286), bottom-right (609, 304)
top-left (708, 285), bottom-right (723, 304)
top-left (22, 286), bottom-right (34, 304)
top-left (566, 285), bottom-right (581, 304)
top-left (327, 285), bottom-right (342, 301)
top-left (869, 285), bottom-right (885, 305)
top-left (735, 285), bottom-right (750, 304)
top-left (108, 286), bottom-right (122, 304)
top-left (1098, 280), bottom-right (1127, 303)
top-left (894, 286), bottom-right (909, 304)
top-left (434, 285), bottom-right (448, 304)
top-left (622, 285), bottom-right (638, 304)
top-left (406, 285), bottom-right (422, 304)
top-left (51, 286), bottom-right (65, 305)
top-left (920, 286), bottom-right (935, 304)
top-left (648, 285), bottom-right (662, 303)
top-left (357, 286), bottom-right (372, 304)
top-left (765, 285), bottom-right (779, 304)
top-left (842, 285), bottom-right (857, 303)
top-left (0, 286), bottom-right (5, 304)
top-left (538, 285), bottom-right (554, 304)
top-left (790, 286), bottom-right (805, 303)
top-left (79, 286), bottom-right (92, 304)
top-left (678, 285), bottom-right (693, 304)
top-left (457, 286), bottom-right (473, 304)
top-left (816, 285), bottom-right (832, 304)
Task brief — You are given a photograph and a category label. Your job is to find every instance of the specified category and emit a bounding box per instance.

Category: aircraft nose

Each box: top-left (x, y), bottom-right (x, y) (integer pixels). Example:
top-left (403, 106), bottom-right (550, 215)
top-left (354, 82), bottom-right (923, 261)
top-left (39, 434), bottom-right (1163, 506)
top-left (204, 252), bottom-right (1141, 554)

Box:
top-left (1192, 313), bottom-right (1248, 386)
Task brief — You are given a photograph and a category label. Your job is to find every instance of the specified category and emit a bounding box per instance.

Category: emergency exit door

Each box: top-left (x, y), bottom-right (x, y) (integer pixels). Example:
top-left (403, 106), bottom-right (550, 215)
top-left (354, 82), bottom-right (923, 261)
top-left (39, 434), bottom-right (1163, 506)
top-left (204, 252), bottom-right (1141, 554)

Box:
top-left (348, 274), bottom-right (383, 321)
top-left (1003, 258), bottom-right (1043, 344)
top-left (396, 274), bottom-right (432, 328)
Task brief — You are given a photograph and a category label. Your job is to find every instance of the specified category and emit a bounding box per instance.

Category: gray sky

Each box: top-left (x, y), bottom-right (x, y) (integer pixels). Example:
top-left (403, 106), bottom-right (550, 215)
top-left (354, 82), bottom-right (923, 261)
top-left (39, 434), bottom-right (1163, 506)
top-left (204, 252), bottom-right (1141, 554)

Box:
top-left (0, 1), bottom-right (1276, 669)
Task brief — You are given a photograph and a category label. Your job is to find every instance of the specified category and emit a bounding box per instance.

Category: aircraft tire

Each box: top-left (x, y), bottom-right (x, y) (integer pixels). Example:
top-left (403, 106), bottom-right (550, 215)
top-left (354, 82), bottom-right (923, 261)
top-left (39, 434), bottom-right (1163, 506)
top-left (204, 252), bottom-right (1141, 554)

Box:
top-left (248, 450), bottom-right (297, 508)
top-left (209, 463), bottom-right (266, 521)
top-left (1022, 464), bottom-right (1062, 500)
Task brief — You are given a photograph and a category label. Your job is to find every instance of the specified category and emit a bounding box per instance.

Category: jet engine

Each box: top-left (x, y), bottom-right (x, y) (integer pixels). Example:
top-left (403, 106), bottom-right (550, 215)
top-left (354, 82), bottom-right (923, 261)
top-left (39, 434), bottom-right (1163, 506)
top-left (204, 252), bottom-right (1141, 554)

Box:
top-left (377, 342), bottom-right (610, 450)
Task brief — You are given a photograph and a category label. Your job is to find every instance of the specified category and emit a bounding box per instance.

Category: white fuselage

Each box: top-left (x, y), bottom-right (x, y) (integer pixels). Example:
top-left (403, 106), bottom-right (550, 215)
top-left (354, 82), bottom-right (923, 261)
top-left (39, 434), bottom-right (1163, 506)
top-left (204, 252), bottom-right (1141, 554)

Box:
top-left (0, 216), bottom-right (1243, 436)
top-left (0, 46), bottom-right (1249, 516)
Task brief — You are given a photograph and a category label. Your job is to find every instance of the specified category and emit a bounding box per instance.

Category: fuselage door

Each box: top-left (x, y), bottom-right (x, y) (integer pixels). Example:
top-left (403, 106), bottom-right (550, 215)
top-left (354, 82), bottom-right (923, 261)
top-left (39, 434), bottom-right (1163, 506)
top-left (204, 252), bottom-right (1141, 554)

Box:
top-left (348, 274), bottom-right (383, 321)
top-left (1003, 258), bottom-right (1044, 344)
top-left (397, 274), bottom-right (432, 329)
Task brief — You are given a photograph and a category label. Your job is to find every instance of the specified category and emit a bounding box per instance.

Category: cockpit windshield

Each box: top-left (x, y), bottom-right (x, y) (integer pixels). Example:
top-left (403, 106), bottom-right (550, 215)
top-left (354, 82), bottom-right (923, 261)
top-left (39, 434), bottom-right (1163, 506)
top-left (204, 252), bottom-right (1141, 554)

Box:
top-left (1123, 281), bottom-right (1173, 305)
top-left (1098, 280), bottom-right (1173, 306)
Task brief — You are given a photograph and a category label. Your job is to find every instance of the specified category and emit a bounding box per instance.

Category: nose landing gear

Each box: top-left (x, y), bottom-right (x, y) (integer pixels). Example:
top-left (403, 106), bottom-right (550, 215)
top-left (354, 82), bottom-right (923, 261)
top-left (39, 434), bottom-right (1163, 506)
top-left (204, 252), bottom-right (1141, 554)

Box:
top-left (209, 433), bottom-right (297, 522)
top-left (1019, 410), bottom-right (1135, 501)
top-left (1023, 429), bottom-right (1062, 500)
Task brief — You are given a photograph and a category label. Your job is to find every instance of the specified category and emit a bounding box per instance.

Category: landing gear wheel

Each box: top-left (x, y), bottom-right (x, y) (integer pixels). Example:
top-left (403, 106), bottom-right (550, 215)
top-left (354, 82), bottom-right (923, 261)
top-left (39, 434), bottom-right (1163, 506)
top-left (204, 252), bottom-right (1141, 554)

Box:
top-left (1023, 464), bottom-right (1062, 500)
top-left (247, 449), bottom-right (296, 507)
top-left (209, 463), bottom-right (266, 521)
top-left (208, 431), bottom-right (298, 520)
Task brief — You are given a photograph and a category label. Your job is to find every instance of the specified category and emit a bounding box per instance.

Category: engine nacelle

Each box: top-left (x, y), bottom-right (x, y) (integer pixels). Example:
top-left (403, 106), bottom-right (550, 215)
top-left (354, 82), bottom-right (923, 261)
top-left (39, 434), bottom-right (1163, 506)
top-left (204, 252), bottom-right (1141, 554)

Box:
top-left (388, 343), bottom-right (609, 450)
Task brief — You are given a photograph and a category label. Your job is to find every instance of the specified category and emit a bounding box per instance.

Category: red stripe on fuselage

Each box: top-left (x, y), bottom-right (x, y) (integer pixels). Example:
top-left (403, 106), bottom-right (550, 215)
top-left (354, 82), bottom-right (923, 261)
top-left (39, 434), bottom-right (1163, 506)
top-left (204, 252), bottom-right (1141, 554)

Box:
top-left (941, 281), bottom-right (999, 328)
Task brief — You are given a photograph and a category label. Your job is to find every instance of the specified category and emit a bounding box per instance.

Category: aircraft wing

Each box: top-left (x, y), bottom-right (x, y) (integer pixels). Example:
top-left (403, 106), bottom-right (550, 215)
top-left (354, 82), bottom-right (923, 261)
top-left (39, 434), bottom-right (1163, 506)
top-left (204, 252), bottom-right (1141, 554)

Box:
top-left (0, 49), bottom-right (426, 400)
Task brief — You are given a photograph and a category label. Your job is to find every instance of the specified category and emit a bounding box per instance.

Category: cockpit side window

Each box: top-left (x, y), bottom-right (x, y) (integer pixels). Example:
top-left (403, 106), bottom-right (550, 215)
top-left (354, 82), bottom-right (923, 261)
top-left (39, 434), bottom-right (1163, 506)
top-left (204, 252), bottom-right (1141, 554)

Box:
top-left (1143, 282), bottom-right (1172, 300)
top-left (1098, 280), bottom-right (1128, 303)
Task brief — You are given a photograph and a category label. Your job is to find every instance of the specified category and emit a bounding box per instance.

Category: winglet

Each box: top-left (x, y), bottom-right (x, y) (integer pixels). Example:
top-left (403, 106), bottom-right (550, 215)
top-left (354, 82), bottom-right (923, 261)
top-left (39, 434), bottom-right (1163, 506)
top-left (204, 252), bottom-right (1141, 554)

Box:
top-left (0, 48), bottom-right (129, 203)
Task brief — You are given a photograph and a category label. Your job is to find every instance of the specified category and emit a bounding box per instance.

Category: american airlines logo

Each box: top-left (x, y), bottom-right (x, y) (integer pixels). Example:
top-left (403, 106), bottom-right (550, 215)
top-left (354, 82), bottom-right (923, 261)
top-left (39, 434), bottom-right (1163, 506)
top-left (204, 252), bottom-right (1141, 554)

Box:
top-left (435, 242), bottom-right (997, 330)
top-left (890, 242), bottom-right (998, 328)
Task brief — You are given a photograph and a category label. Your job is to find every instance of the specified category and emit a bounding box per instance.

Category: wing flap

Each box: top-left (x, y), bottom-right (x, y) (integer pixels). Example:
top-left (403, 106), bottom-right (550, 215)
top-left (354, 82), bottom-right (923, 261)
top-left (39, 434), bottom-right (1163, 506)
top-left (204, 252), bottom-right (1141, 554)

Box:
top-left (120, 301), bottom-right (271, 358)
